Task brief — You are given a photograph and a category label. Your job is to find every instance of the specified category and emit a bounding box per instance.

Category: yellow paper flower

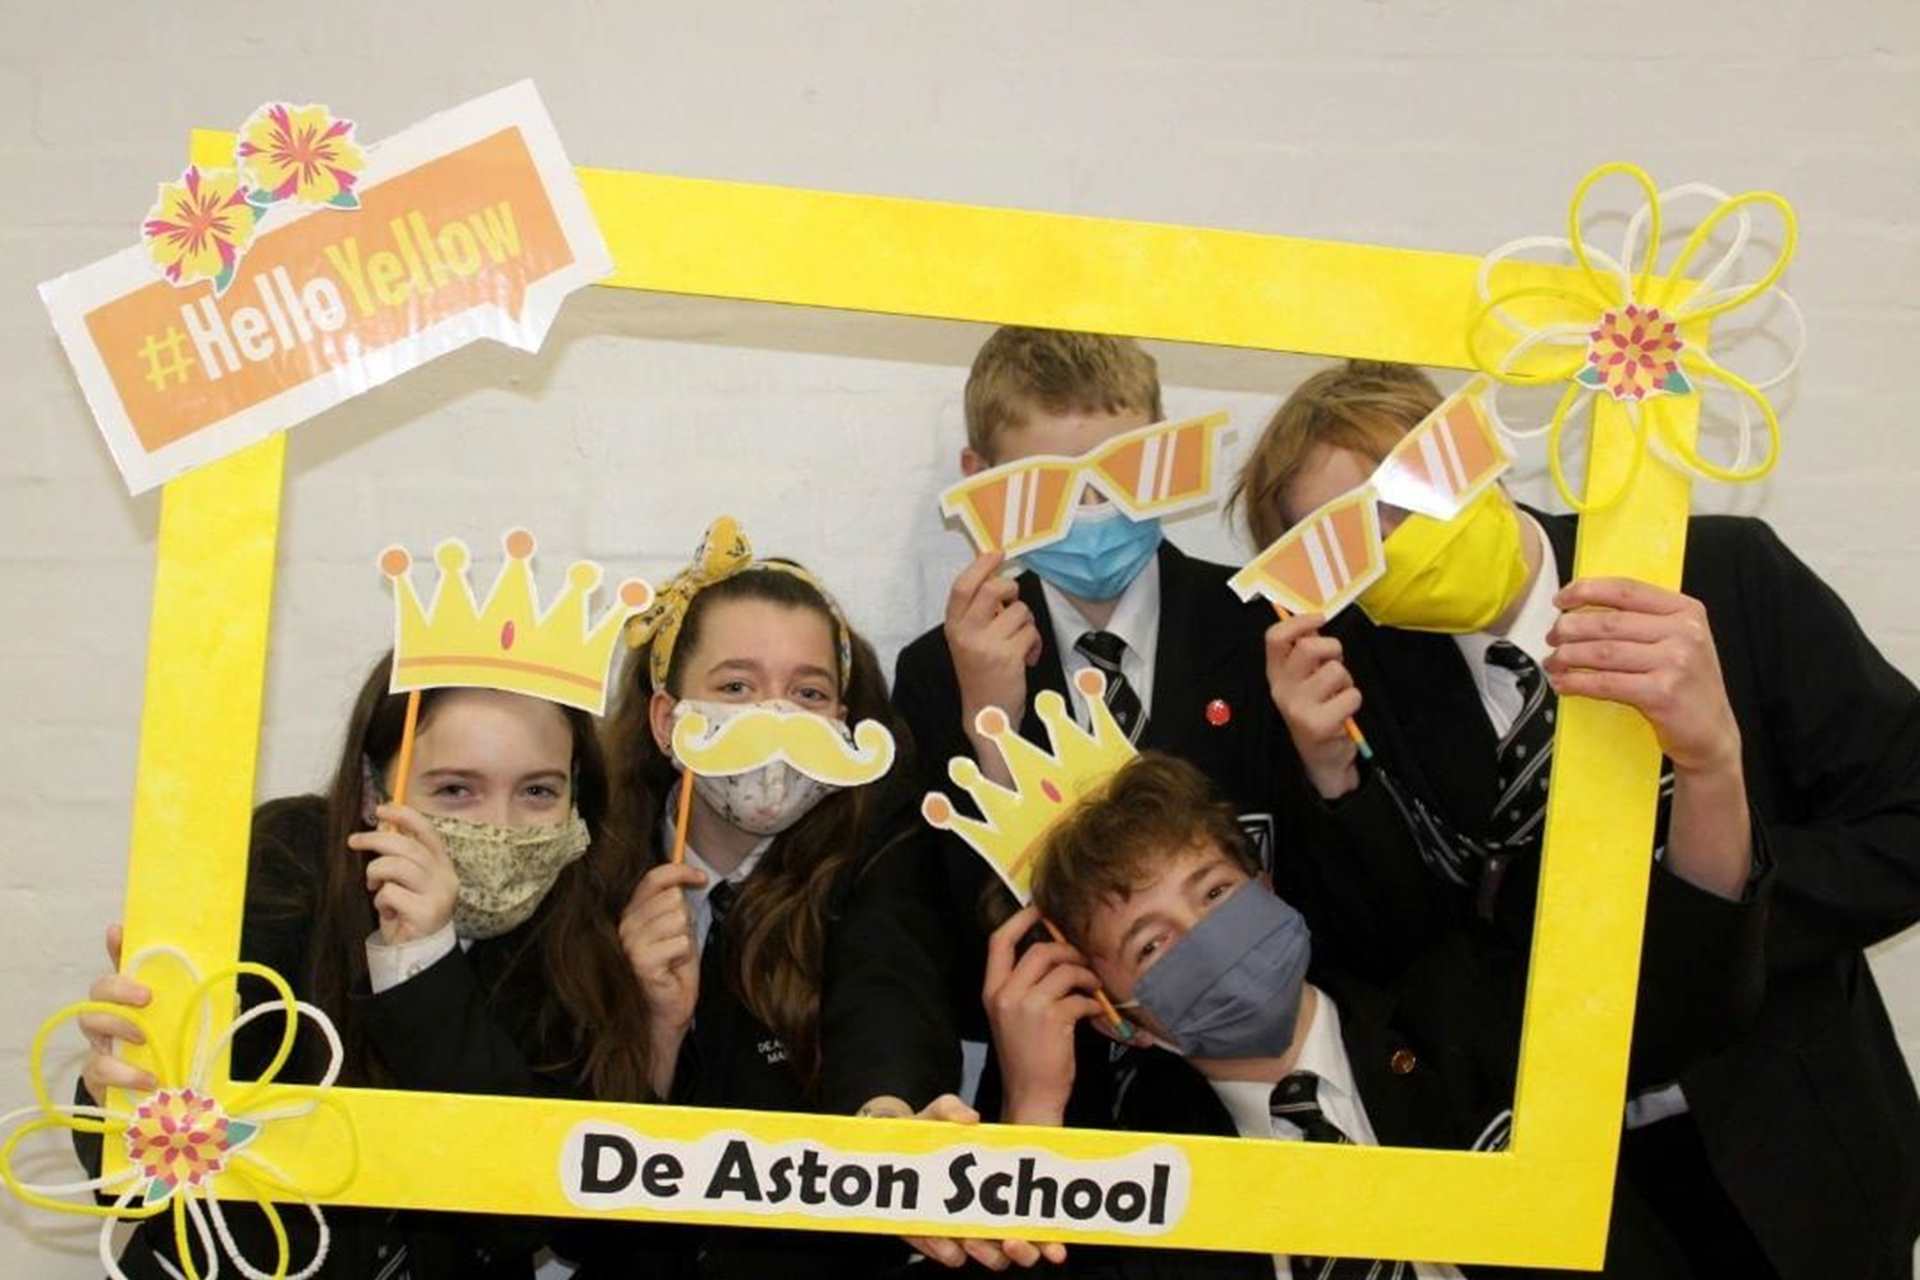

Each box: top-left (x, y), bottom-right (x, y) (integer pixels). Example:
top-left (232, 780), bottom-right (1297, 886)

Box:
top-left (0, 946), bottom-right (356, 1280)
top-left (236, 102), bottom-right (365, 210)
top-left (1466, 162), bottom-right (1804, 511)
top-left (142, 166), bottom-right (259, 296)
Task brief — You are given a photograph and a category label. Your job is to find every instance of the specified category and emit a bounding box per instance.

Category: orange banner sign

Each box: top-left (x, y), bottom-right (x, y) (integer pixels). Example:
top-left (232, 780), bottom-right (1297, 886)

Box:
top-left (41, 81), bottom-right (611, 493)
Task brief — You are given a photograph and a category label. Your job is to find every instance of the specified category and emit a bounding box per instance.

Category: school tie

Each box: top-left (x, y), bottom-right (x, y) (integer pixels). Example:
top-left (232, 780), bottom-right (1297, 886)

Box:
top-left (701, 879), bottom-right (738, 985)
top-left (1268, 1072), bottom-right (1408, 1280)
top-left (1486, 641), bottom-right (1556, 850)
top-left (1073, 630), bottom-right (1146, 742)
top-left (706, 878), bottom-right (737, 937)
top-left (1476, 641), bottom-right (1558, 919)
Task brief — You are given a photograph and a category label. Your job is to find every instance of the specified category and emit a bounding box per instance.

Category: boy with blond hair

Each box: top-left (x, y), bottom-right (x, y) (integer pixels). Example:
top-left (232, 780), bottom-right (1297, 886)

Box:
top-left (1230, 358), bottom-right (1920, 1279)
top-left (825, 328), bottom-right (1319, 1270)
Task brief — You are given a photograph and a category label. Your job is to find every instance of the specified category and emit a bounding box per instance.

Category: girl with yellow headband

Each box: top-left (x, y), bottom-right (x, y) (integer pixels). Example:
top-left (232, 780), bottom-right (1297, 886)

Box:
top-left (591, 517), bottom-right (931, 1276)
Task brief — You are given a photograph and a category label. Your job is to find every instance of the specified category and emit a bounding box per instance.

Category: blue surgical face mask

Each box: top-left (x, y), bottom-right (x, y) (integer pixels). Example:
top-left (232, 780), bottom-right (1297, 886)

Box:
top-left (1123, 882), bottom-right (1311, 1060)
top-left (1021, 504), bottom-right (1162, 602)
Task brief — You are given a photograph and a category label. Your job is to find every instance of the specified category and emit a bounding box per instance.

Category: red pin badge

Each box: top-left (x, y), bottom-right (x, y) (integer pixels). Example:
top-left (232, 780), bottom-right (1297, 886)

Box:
top-left (1205, 698), bottom-right (1231, 727)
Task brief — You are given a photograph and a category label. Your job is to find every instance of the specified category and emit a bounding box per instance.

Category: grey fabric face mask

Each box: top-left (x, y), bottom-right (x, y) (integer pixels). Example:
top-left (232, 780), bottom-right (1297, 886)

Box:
top-left (1125, 882), bottom-right (1312, 1059)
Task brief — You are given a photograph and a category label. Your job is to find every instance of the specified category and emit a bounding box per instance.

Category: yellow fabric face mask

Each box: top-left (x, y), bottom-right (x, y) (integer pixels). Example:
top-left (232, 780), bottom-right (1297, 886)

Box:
top-left (1355, 487), bottom-right (1531, 634)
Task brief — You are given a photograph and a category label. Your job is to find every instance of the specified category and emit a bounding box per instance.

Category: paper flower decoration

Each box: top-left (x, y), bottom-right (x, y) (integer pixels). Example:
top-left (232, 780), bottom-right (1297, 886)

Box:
top-left (141, 166), bottom-right (259, 296)
top-left (0, 946), bottom-right (355, 1280)
top-left (236, 102), bottom-right (365, 211)
top-left (1467, 162), bottom-right (1804, 511)
top-left (1577, 303), bottom-right (1691, 402)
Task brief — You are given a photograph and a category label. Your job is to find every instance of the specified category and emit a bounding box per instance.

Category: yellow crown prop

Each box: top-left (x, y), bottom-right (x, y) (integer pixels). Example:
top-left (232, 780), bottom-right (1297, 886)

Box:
top-left (922, 668), bottom-right (1138, 904)
top-left (379, 528), bottom-right (654, 715)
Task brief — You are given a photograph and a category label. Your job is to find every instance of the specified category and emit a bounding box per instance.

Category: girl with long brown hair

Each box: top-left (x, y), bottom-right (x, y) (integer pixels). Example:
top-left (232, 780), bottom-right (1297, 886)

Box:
top-left (593, 517), bottom-right (924, 1276)
top-left (74, 652), bottom-right (655, 1278)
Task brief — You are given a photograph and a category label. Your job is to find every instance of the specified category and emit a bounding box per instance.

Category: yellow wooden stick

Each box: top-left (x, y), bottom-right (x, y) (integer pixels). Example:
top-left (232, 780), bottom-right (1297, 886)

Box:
top-left (669, 767), bottom-right (695, 865)
top-left (387, 689), bottom-right (423, 810)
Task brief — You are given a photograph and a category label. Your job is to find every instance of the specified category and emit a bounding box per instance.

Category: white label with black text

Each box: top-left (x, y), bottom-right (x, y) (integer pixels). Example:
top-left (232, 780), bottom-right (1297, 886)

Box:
top-left (560, 1123), bottom-right (1189, 1236)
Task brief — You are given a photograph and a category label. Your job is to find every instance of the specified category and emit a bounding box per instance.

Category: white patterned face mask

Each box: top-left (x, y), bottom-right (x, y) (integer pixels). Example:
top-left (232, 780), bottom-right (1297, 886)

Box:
top-left (422, 809), bottom-right (591, 940)
top-left (669, 700), bottom-right (846, 837)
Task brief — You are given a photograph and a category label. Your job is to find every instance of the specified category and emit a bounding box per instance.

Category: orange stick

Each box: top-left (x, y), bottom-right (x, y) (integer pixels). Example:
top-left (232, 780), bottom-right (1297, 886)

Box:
top-left (669, 766), bottom-right (695, 864)
top-left (388, 689), bottom-right (423, 810)
top-left (1270, 601), bottom-right (1373, 761)
top-left (1041, 916), bottom-right (1131, 1037)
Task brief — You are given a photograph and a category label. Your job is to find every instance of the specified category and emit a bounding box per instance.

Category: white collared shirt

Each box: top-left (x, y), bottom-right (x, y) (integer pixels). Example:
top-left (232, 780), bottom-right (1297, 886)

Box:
top-left (659, 782), bottom-right (771, 949)
top-left (1041, 554), bottom-right (1161, 729)
top-left (365, 922), bottom-right (462, 994)
top-left (1452, 512), bottom-right (1559, 738)
top-left (1208, 989), bottom-right (1466, 1280)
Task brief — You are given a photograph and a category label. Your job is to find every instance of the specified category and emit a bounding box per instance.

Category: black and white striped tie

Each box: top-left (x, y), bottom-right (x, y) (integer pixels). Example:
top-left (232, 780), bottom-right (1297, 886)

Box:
top-left (1486, 640), bottom-right (1556, 853)
top-left (1074, 630), bottom-right (1146, 742)
top-left (1269, 1073), bottom-right (1408, 1280)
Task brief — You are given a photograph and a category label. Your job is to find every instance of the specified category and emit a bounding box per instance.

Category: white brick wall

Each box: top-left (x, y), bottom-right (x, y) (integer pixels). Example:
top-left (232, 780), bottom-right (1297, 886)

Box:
top-left (2, 1), bottom-right (1915, 1272)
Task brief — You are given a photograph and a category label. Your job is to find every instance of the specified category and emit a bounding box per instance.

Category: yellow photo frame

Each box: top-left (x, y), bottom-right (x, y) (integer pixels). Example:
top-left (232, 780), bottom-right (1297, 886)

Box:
top-left (97, 126), bottom-right (1704, 1270)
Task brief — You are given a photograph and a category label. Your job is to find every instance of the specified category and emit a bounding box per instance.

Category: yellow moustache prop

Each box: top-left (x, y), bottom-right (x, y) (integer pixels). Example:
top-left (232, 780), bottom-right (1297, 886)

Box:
top-left (671, 706), bottom-right (897, 786)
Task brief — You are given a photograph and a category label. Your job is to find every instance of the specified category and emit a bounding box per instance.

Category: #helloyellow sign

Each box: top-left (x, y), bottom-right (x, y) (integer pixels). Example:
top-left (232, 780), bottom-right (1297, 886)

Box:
top-left (40, 81), bottom-right (611, 493)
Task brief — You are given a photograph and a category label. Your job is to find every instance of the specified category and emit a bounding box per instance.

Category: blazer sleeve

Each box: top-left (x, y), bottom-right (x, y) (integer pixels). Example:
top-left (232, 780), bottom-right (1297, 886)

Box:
top-left (1626, 836), bottom-right (1772, 1086)
top-left (892, 633), bottom-right (971, 795)
top-left (1273, 760), bottom-right (1468, 983)
top-left (354, 943), bottom-right (567, 1099)
top-left (1727, 520), bottom-right (1920, 971)
top-left (820, 825), bottom-right (962, 1114)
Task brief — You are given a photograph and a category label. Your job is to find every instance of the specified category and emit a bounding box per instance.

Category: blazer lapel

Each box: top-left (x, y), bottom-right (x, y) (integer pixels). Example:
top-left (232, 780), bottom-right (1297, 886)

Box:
top-left (1143, 542), bottom-right (1195, 751)
top-left (1344, 614), bottom-right (1502, 825)
top-left (1017, 570), bottom-right (1071, 743)
top-left (1315, 970), bottom-right (1459, 1153)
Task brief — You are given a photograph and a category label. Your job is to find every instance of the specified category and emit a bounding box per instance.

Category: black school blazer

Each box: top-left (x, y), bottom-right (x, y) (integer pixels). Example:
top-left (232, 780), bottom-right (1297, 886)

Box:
top-left (77, 795), bottom-right (580, 1279)
top-left (1058, 875), bottom-right (1770, 1280)
top-left (1290, 511), bottom-right (1920, 1280)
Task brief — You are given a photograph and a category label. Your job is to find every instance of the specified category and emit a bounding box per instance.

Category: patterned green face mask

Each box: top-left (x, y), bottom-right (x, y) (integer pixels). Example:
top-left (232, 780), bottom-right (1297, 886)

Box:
top-left (422, 809), bottom-right (592, 940)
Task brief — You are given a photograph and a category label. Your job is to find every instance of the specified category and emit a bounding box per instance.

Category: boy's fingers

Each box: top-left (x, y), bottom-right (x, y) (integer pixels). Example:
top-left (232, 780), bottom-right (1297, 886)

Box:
top-left (984, 905), bottom-right (1041, 993)
top-left (88, 974), bottom-right (151, 1009)
top-left (83, 1055), bottom-right (156, 1098)
top-left (1265, 611), bottom-right (1326, 656)
top-left (917, 1093), bottom-right (980, 1125)
top-left (1042, 1241), bottom-right (1069, 1264)
top-left (907, 1235), bottom-right (966, 1268)
top-left (78, 1011), bottom-right (146, 1048)
top-left (1548, 607), bottom-right (1671, 646)
top-left (1062, 996), bottom-right (1107, 1025)
top-left (962, 1237), bottom-right (1013, 1270)
top-left (1032, 962), bottom-right (1101, 1003)
top-left (1544, 639), bottom-right (1666, 676)
top-left (1001, 1238), bottom-right (1043, 1267)
top-left (1302, 659), bottom-right (1354, 702)
top-left (1546, 668), bottom-right (1658, 709)
top-left (963, 575), bottom-right (1022, 632)
top-left (1010, 939), bottom-right (1087, 981)
top-left (105, 923), bottom-right (124, 969)
top-left (947, 551), bottom-right (1008, 623)
top-left (1307, 687), bottom-right (1363, 733)
top-left (988, 601), bottom-right (1035, 641)
top-left (1556, 577), bottom-right (1690, 616)
top-left (1286, 636), bottom-right (1344, 678)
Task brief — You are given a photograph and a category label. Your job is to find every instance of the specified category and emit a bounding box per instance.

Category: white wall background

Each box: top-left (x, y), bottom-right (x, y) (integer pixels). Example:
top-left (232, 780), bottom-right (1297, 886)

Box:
top-left (2, 1), bottom-right (1915, 1272)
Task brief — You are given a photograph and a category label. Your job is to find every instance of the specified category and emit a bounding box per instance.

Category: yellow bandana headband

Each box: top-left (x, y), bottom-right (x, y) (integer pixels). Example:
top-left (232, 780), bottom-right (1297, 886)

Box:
top-left (624, 516), bottom-right (853, 692)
